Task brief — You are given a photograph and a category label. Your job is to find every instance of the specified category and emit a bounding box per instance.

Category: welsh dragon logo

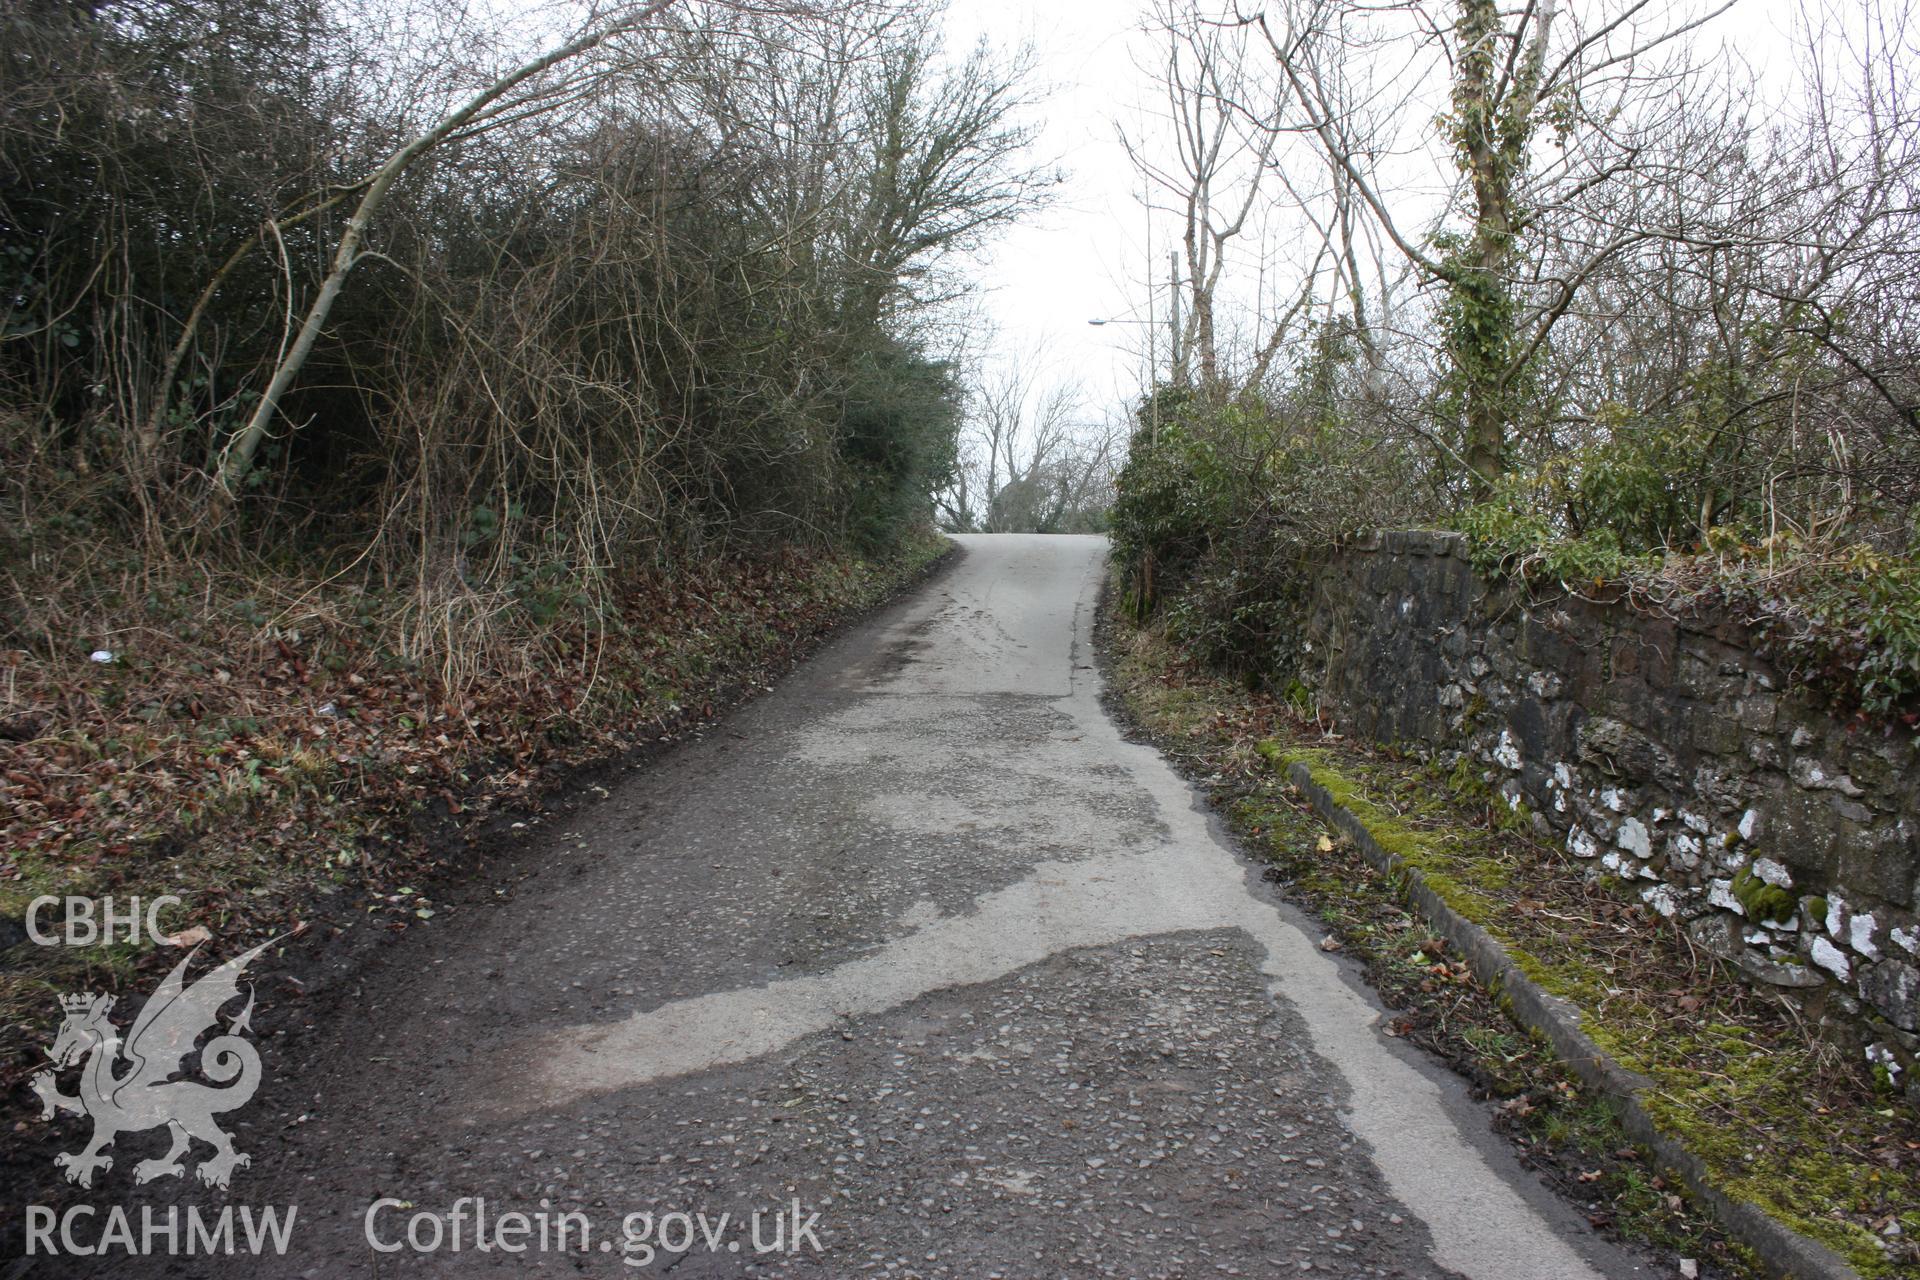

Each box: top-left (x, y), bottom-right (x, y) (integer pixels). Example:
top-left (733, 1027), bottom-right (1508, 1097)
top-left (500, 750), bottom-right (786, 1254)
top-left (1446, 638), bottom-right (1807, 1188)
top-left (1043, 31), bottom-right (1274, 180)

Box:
top-left (32, 940), bottom-right (274, 1190)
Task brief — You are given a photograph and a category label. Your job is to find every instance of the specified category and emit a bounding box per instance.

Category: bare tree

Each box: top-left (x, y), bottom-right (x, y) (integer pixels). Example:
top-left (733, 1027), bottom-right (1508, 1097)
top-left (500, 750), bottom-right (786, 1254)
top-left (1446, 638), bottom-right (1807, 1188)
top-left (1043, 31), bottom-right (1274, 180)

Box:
top-left (1120, 0), bottom-right (1422, 410)
top-left (1235, 0), bottom-right (1737, 484)
top-left (1122, 3), bottom-right (1282, 398)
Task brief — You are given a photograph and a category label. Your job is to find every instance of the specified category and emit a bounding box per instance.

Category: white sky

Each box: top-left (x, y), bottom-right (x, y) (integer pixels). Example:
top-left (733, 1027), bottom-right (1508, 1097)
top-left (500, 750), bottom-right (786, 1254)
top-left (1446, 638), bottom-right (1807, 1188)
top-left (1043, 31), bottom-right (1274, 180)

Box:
top-left (943, 0), bottom-right (1163, 420)
top-left (943, 0), bottom-right (1813, 425)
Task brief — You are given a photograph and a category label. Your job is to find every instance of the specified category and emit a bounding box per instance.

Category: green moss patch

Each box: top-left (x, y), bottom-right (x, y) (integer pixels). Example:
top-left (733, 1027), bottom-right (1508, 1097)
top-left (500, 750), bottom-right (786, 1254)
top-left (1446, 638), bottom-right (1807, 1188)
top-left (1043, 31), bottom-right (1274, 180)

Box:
top-left (1730, 866), bottom-right (1798, 924)
top-left (1273, 748), bottom-right (1918, 1274)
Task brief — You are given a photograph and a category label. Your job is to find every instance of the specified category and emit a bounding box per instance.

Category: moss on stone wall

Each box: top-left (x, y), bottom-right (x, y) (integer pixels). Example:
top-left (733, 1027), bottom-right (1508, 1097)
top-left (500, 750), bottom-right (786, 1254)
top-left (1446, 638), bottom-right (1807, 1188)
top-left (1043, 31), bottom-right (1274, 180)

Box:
top-left (1274, 746), bottom-right (1919, 1276)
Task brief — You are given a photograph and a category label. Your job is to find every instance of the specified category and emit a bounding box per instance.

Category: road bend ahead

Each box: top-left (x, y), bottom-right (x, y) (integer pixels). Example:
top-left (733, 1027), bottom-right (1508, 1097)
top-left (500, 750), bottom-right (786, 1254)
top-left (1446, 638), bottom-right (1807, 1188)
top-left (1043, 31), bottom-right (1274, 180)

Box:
top-left (127, 534), bottom-right (1648, 1278)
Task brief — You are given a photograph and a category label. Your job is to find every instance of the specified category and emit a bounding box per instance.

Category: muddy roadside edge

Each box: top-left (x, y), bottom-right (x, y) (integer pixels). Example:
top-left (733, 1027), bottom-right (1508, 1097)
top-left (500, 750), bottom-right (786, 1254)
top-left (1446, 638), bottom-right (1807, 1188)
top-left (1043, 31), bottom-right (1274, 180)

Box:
top-left (0, 539), bottom-right (962, 1228)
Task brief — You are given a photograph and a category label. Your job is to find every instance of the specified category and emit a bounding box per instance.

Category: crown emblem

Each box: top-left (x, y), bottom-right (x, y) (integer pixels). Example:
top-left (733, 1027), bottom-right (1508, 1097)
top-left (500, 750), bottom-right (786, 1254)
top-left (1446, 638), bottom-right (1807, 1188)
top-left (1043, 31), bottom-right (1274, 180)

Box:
top-left (60, 993), bottom-right (97, 1014)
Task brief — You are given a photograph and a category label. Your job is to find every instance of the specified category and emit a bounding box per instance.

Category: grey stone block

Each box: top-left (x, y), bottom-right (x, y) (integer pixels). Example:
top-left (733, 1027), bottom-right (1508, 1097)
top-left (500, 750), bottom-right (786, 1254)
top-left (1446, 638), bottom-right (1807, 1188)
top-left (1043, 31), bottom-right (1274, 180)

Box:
top-left (1860, 959), bottom-right (1920, 1032)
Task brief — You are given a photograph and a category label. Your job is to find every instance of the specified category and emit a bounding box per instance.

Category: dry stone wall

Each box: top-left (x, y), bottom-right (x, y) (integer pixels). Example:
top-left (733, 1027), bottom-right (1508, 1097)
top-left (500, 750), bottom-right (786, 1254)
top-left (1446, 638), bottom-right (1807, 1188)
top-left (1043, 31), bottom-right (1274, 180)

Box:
top-left (1297, 529), bottom-right (1920, 1103)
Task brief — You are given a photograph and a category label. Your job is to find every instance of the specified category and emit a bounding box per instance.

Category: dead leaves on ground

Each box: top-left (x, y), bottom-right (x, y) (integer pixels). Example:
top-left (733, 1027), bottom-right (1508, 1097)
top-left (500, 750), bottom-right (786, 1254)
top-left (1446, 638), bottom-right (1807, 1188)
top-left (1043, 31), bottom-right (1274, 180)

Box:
top-left (0, 548), bottom-right (918, 1084)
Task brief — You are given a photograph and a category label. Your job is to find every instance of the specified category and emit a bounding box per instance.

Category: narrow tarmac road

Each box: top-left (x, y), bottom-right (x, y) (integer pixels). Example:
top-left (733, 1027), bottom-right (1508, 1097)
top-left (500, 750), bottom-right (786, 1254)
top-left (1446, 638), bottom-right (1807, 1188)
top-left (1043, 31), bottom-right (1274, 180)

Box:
top-left (78, 535), bottom-right (1650, 1278)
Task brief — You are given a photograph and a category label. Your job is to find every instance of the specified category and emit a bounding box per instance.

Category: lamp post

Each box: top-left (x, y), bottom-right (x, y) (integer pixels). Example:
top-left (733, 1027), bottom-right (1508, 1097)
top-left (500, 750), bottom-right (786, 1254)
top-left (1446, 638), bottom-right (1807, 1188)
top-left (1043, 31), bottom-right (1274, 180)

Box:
top-left (1089, 254), bottom-right (1185, 444)
top-left (1087, 313), bottom-right (1176, 445)
top-left (1085, 302), bottom-right (1177, 617)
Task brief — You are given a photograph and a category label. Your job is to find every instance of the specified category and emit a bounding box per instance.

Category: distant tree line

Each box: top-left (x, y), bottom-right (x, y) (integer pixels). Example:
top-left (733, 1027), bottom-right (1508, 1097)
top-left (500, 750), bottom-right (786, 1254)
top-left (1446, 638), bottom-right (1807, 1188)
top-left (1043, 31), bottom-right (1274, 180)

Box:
top-left (938, 346), bottom-right (1119, 535)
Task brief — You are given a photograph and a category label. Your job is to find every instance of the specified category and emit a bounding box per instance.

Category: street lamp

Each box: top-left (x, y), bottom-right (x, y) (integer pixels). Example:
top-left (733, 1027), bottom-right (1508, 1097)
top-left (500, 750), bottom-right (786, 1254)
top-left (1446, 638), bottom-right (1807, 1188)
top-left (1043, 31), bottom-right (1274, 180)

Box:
top-left (1088, 318), bottom-right (1153, 444)
top-left (1082, 249), bottom-right (1182, 441)
top-left (1086, 311), bottom-right (1167, 350)
top-left (1086, 306), bottom-right (1179, 445)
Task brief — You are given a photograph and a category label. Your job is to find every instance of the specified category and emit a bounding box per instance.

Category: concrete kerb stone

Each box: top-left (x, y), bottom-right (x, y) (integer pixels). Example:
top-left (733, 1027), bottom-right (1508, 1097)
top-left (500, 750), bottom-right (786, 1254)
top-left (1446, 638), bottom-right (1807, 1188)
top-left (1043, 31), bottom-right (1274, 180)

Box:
top-left (1284, 759), bottom-right (1862, 1280)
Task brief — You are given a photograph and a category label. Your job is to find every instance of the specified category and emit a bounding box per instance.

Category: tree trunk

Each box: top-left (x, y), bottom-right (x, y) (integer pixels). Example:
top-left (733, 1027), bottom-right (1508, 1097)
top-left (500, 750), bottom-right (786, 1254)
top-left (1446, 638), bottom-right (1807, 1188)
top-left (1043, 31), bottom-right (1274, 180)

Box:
top-left (1448, 0), bottom-right (1554, 489)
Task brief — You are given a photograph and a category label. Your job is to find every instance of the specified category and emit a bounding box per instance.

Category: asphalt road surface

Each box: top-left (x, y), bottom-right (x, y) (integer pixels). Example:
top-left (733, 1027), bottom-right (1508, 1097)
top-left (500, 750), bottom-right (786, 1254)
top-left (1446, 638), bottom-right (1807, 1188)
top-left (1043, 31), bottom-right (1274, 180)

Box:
top-left (39, 534), bottom-right (1654, 1279)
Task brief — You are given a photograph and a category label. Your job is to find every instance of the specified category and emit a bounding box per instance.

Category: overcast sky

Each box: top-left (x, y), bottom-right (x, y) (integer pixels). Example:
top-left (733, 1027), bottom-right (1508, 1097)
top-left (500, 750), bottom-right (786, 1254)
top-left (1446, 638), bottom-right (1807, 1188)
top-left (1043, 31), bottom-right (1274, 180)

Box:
top-left (943, 0), bottom-right (1162, 421)
top-left (942, 0), bottom-right (1809, 426)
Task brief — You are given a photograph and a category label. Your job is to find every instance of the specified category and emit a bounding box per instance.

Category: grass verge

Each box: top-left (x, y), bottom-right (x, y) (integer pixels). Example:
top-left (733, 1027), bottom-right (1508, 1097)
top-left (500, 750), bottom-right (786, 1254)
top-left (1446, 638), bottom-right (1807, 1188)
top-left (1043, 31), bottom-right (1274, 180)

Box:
top-left (1101, 611), bottom-right (1920, 1279)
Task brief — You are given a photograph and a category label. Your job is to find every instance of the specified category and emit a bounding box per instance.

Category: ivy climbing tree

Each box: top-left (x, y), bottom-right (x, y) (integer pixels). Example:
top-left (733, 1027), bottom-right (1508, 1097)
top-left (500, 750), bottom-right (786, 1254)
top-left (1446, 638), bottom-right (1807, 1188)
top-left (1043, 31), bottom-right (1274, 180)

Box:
top-left (1244, 0), bottom-right (1736, 489)
top-left (1442, 0), bottom-right (1555, 484)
